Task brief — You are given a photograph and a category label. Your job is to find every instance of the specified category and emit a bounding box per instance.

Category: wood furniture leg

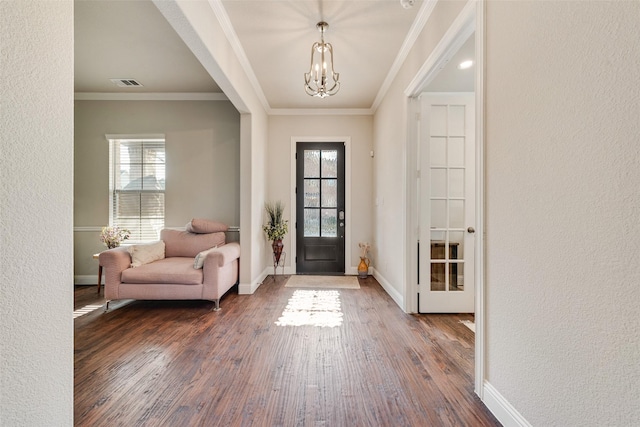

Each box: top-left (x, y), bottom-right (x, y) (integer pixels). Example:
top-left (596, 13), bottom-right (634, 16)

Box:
top-left (97, 265), bottom-right (102, 293)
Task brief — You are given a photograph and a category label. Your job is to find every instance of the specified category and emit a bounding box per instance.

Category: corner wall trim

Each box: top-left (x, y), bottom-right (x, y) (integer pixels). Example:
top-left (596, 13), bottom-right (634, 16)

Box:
top-left (483, 382), bottom-right (532, 427)
top-left (238, 268), bottom-right (269, 294)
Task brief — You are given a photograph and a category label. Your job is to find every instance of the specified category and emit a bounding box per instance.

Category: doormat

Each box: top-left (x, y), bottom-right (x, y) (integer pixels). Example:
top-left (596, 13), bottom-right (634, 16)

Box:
top-left (285, 275), bottom-right (360, 289)
top-left (460, 320), bottom-right (475, 333)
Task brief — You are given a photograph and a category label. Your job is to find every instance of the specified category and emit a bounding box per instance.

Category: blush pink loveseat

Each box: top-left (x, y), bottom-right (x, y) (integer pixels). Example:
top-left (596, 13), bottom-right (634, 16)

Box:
top-left (99, 228), bottom-right (240, 311)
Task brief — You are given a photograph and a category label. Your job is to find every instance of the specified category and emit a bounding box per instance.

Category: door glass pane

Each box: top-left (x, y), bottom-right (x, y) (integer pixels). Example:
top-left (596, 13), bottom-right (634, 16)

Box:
top-left (321, 179), bottom-right (337, 207)
top-left (304, 179), bottom-right (320, 207)
top-left (431, 200), bottom-right (447, 229)
top-left (431, 262), bottom-right (446, 291)
top-left (449, 200), bottom-right (464, 229)
top-left (430, 229), bottom-right (445, 242)
top-left (449, 169), bottom-right (464, 198)
top-left (430, 137), bottom-right (446, 166)
top-left (430, 105), bottom-right (447, 136)
top-left (449, 231), bottom-right (464, 260)
top-left (304, 209), bottom-right (319, 237)
top-left (430, 239), bottom-right (446, 260)
top-left (449, 105), bottom-right (465, 136)
top-left (448, 137), bottom-right (465, 166)
top-left (430, 169), bottom-right (447, 198)
top-left (321, 209), bottom-right (337, 237)
top-left (304, 150), bottom-right (320, 177)
top-left (321, 150), bottom-right (337, 178)
top-left (450, 262), bottom-right (463, 291)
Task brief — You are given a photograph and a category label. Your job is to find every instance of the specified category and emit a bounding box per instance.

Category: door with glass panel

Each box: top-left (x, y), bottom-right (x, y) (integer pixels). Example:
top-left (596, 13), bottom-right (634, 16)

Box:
top-left (419, 93), bottom-right (475, 313)
top-left (296, 142), bottom-right (345, 274)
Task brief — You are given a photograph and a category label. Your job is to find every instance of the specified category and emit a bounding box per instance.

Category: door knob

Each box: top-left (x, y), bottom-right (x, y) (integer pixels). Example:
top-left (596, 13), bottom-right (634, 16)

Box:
top-left (467, 227), bottom-right (475, 233)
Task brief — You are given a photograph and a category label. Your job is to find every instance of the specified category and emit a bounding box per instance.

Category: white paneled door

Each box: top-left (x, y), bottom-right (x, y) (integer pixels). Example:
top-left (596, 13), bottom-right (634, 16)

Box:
top-left (419, 93), bottom-right (475, 313)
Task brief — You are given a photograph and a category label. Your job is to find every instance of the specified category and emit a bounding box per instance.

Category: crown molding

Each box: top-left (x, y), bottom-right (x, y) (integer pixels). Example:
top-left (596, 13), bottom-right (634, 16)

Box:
top-left (74, 92), bottom-right (229, 101)
top-left (269, 108), bottom-right (373, 116)
top-left (371, 0), bottom-right (438, 112)
top-left (207, 0), bottom-right (271, 112)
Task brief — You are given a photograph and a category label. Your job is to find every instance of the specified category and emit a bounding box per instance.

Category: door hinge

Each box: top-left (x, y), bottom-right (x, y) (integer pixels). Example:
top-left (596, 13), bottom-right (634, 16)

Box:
top-left (295, 256), bottom-right (297, 263)
top-left (295, 153), bottom-right (297, 160)
top-left (295, 186), bottom-right (297, 194)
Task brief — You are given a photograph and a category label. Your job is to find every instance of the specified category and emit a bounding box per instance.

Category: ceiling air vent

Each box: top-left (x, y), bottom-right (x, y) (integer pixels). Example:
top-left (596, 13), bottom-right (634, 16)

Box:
top-left (110, 78), bottom-right (143, 88)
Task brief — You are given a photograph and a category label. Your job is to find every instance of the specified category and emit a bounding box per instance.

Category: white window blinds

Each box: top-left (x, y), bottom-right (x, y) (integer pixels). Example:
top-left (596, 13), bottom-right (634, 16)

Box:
top-left (109, 137), bottom-right (165, 242)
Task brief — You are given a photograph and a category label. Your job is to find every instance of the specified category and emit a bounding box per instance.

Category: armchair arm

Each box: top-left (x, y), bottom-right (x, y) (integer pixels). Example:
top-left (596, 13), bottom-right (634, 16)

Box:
top-left (202, 242), bottom-right (241, 269)
top-left (98, 246), bottom-right (131, 287)
top-left (202, 242), bottom-right (240, 304)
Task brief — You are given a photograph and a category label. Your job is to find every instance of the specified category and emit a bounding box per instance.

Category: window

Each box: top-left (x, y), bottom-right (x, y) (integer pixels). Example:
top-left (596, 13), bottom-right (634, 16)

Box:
top-left (108, 136), bottom-right (165, 242)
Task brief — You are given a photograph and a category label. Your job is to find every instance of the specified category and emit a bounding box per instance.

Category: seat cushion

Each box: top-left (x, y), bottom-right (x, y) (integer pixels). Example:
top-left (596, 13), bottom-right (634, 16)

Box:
top-left (121, 257), bottom-right (203, 285)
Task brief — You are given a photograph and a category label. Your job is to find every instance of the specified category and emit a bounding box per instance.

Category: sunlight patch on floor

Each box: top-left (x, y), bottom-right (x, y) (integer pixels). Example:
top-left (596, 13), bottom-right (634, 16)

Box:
top-left (73, 304), bottom-right (103, 319)
top-left (275, 290), bottom-right (343, 327)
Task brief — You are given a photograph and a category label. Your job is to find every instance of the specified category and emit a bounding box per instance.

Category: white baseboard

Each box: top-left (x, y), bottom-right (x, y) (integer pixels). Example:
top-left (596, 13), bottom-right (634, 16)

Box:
top-left (269, 265), bottom-right (295, 275)
top-left (74, 275), bottom-right (102, 285)
top-left (483, 381), bottom-right (532, 427)
top-left (238, 267), bottom-right (269, 295)
top-left (372, 268), bottom-right (404, 309)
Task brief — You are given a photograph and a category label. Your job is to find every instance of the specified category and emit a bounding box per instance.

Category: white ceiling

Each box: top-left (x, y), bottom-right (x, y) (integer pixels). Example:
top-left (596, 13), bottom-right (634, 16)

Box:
top-left (75, 0), bottom-right (474, 111)
top-left (425, 33), bottom-right (475, 93)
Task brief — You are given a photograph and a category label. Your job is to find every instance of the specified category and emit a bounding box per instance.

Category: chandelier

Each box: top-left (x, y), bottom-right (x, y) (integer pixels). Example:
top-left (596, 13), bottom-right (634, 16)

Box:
top-left (304, 21), bottom-right (340, 98)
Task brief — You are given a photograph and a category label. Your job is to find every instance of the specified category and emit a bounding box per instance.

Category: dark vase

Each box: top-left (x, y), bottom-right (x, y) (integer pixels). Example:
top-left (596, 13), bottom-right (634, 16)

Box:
top-left (272, 239), bottom-right (284, 264)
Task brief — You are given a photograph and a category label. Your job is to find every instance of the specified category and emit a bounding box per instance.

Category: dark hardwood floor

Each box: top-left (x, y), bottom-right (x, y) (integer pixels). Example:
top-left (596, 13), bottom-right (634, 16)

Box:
top-left (74, 276), bottom-right (499, 426)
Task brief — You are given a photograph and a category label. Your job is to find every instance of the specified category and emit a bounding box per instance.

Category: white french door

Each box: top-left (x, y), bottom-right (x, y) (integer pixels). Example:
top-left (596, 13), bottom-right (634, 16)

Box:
top-left (418, 93), bottom-right (475, 313)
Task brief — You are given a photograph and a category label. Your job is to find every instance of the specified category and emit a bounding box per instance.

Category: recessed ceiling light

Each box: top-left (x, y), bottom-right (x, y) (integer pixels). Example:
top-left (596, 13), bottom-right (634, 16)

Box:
top-left (458, 60), bottom-right (474, 70)
top-left (400, 0), bottom-right (415, 8)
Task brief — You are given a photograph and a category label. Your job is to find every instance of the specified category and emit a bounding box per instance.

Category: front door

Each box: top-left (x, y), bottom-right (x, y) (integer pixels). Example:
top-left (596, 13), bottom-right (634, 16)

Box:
top-left (419, 93), bottom-right (475, 313)
top-left (296, 142), bottom-right (345, 274)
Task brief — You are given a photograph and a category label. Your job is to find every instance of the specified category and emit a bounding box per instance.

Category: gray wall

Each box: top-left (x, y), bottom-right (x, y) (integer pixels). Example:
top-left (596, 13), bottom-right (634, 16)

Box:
top-left (0, 1), bottom-right (74, 424)
top-left (74, 100), bottom-right (240, 278)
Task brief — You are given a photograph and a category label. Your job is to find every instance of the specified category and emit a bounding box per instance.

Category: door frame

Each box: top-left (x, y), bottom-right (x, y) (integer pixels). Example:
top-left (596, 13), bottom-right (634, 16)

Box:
top-left (290, 136), bottom-right (352, 275)
top-left (403, 1), bottom-right (485, 397)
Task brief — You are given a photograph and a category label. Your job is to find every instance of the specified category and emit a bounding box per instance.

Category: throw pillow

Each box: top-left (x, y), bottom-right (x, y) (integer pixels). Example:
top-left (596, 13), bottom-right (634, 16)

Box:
top-left (193, 246), bottom-right (218, 269)
top-left (186, 218), bottom-right (229, 234)
top-left (127, 241), bottom-right (165, 268)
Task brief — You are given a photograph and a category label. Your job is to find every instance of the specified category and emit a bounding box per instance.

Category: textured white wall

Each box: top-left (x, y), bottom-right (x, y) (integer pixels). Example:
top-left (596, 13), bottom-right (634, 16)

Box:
top-left (485, 1), bottom-right (640, 425)
top-left (267, 115), bottom-right (374, 271)
top-left (0, 1), bottom-right (74, 425)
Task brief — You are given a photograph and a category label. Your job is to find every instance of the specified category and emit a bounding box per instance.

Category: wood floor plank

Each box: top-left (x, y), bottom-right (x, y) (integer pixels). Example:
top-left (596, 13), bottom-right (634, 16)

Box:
top-left (74, 278), bottom-right (499, 426)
